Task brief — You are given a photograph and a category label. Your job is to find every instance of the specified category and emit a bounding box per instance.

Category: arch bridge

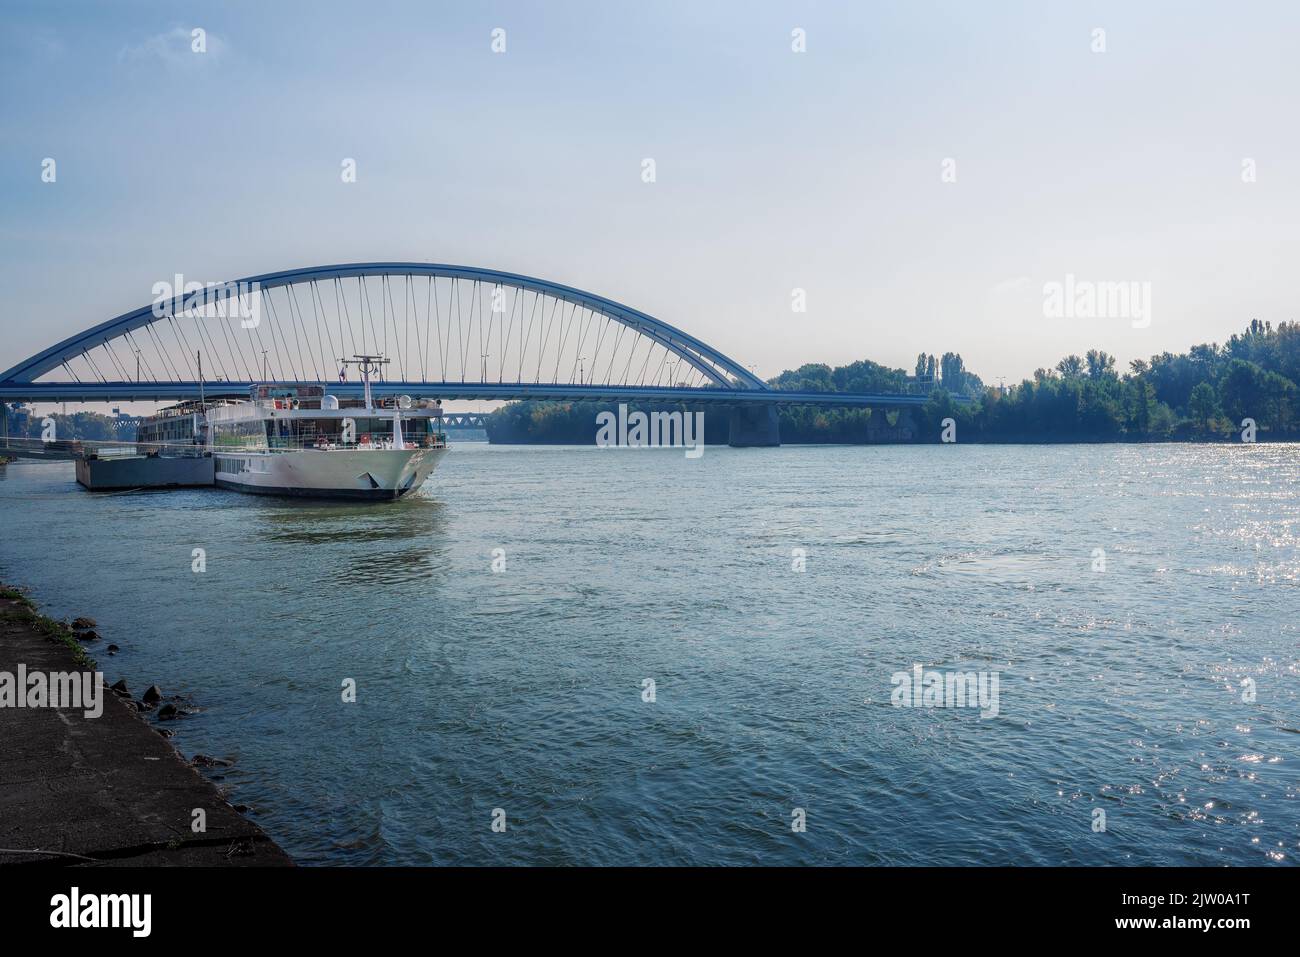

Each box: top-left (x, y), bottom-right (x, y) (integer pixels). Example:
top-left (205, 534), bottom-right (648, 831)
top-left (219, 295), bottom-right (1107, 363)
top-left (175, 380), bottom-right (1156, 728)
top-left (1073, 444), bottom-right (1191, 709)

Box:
top-left (0, 263), bottom-right (952, 448)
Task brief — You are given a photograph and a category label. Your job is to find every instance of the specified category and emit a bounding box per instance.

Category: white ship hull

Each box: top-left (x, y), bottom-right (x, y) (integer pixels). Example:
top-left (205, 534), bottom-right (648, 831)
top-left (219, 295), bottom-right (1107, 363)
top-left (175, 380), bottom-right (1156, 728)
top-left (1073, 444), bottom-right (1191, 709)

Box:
top-left (214, 447), bottom-right (448, 500)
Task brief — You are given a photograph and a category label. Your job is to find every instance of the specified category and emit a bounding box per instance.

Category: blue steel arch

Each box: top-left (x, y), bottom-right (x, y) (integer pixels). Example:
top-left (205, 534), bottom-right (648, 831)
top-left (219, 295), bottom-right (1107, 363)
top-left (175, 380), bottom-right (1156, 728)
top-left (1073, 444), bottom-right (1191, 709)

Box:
top-left (0, 262), bottom-right (769, 391)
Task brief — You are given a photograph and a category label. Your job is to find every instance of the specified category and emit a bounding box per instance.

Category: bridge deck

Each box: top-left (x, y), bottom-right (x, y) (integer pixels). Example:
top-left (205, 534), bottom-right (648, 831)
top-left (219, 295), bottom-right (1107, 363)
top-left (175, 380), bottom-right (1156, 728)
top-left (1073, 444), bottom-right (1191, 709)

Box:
top-left (0, 381), bottom-right (966, 407)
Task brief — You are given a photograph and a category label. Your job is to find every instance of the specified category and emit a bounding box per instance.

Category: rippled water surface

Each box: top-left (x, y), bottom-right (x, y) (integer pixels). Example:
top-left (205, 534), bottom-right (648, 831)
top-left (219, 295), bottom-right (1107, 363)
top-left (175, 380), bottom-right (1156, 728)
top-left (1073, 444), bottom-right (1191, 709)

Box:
top-left (1, 443), bottom-right (1297, 865)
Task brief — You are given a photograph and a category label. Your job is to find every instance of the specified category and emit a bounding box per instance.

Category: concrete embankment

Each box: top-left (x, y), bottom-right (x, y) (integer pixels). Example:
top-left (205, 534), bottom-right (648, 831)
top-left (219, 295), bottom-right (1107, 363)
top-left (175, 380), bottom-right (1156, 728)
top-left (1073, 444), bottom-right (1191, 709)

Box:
top-left (0, 587), bottom-right (291, 866)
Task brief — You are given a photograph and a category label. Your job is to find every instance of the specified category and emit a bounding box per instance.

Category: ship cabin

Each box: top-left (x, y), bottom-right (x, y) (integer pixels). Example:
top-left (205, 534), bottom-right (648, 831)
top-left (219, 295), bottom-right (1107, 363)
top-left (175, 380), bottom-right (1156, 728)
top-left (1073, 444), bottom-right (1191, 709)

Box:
top-left (207, 384), bottom-right (446, 452)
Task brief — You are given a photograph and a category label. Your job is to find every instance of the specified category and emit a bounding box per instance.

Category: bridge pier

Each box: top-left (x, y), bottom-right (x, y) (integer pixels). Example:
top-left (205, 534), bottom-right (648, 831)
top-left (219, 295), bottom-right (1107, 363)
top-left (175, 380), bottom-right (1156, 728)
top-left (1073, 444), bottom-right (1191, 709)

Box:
top-left (865, 406), bottom-right (917, 442)
top-left (727, 404), bottom-right (780, 448)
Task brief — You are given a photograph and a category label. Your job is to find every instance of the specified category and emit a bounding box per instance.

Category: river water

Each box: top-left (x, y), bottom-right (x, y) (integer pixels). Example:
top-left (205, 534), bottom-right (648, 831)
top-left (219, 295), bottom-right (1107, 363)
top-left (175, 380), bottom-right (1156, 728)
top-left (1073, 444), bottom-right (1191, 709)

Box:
top-left (1, 443), bottom-right (1296, 865)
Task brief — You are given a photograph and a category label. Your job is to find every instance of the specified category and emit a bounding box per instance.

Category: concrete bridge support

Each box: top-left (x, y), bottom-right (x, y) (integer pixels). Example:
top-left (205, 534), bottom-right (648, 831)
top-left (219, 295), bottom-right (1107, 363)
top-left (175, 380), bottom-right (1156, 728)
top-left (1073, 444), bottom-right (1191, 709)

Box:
top-left (895, 407), bottom-right (918, 441)
top-left (864, 406), bottom-right (918, 442)
top-left (727, 404), bottom-right (780, 447)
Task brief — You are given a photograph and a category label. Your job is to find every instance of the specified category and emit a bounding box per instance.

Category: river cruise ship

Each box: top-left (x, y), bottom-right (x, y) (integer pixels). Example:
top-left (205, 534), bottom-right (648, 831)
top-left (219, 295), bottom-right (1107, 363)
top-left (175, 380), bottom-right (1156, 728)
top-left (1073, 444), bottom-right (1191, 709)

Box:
top-left (135, 360), bottom-right (449, 500)
top-left (206, 385), bottom-right (447, 499)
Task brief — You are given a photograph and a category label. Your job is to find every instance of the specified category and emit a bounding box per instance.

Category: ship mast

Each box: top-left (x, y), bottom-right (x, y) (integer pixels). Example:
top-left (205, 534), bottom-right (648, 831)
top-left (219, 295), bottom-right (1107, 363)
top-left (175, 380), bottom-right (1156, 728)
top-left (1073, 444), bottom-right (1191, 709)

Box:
top-left (339, 354), bottom-right (389, 411)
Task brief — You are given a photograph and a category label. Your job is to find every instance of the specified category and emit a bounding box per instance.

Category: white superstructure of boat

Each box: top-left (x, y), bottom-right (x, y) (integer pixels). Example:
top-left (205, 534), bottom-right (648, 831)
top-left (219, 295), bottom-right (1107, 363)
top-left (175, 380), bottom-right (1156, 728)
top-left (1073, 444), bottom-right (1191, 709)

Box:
top-left (138, 356), bottom-right (450, 501)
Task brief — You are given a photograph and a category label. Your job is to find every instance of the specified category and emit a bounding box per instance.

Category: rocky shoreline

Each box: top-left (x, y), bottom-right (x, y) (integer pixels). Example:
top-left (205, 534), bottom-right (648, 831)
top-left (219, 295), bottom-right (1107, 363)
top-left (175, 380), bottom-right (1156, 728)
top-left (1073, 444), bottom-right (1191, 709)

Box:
top-left (0, 583), bottom-right (291, 866)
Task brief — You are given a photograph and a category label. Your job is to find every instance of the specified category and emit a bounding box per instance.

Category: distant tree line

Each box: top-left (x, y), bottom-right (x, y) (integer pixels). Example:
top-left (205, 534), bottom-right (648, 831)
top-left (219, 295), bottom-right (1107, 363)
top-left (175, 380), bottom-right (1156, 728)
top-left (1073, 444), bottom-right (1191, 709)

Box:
top-left (2, 407), bottom-right (135, 442)
top-left (917, 319), bottom-right (1299, 442)
top-left (484, 400), bottom-right (730, 445)
top-left (763, 353), bottom-right (983, 397)
top-left (443, 319), bottom-right (1300, 445)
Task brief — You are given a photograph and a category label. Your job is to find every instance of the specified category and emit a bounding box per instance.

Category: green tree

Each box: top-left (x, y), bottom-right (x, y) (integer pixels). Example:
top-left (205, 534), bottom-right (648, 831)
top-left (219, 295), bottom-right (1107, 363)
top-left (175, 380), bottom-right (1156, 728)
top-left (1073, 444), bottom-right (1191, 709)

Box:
top-left (1085, 349), bottom-right (1116, 380)
top-left (1259, 370), bottom-right (1297, 432)
top-left (1187, 381), bottom-right (1218, 431)
top-left (1056, 355), bottom-right (1084, 378)
top-left (1124, 378), bottom-right (1155, 434)
top-left (1217, 359), bottom-right (1263, 425)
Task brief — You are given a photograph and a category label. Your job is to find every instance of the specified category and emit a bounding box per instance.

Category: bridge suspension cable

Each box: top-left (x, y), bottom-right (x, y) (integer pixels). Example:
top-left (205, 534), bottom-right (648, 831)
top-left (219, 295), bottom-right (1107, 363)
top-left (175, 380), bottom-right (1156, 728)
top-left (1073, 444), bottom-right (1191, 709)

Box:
top-left (1, 264), bottom-right (766, 397)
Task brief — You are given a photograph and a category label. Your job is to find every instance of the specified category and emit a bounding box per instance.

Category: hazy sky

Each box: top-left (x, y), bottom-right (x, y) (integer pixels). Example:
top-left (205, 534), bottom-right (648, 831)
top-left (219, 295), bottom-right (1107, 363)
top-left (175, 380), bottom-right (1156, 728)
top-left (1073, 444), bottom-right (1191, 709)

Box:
top-left (3, 0), bottom-right (1298, 396)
